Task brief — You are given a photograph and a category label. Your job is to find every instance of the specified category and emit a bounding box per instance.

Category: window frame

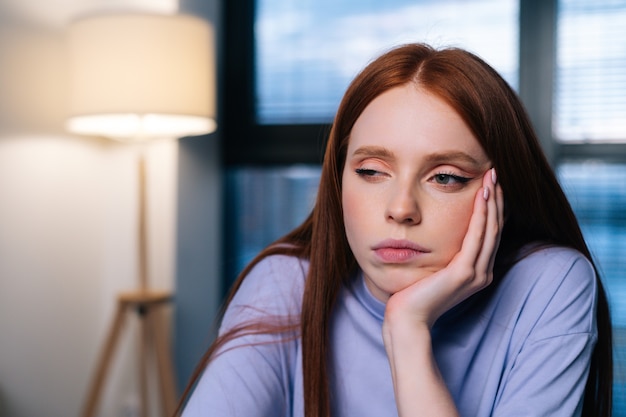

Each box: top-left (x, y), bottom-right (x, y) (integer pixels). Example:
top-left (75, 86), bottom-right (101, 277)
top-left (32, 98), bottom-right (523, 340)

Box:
top-left (221, 1), bottom-right (330, 165)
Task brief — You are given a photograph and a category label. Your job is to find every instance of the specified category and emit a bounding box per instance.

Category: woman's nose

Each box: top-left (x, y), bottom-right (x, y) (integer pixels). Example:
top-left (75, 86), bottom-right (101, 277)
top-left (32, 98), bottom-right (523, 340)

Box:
top-left (385, 184), bottom-right (421, 225)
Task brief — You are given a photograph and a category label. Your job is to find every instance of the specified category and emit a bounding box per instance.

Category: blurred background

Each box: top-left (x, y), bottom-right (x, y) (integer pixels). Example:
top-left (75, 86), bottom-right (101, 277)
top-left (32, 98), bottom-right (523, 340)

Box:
top-left (0, 0), bottom-right (625, 416)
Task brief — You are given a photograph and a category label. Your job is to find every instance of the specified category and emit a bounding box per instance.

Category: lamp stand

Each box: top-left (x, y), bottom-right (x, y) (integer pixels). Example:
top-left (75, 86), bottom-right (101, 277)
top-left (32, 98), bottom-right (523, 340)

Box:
top-left (81, 151), bottom-right (177, 417)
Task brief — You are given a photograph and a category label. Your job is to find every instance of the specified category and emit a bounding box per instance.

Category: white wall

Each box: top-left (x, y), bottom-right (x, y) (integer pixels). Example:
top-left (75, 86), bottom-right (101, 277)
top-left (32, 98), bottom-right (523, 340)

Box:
top-left (0, 3), bottom-right (181, 417)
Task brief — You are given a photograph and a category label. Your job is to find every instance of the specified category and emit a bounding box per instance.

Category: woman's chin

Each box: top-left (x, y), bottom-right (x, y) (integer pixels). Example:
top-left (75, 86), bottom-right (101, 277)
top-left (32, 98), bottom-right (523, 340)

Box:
top-left (363, 271), bottom-right (431, 302)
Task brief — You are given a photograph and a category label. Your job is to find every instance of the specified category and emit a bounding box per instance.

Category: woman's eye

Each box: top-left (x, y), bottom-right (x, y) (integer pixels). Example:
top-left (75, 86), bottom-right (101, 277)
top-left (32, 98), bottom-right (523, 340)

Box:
top-left (433, 173), bottom-right (470, 185)
top-left (355, 168), bottom-right (381, 177)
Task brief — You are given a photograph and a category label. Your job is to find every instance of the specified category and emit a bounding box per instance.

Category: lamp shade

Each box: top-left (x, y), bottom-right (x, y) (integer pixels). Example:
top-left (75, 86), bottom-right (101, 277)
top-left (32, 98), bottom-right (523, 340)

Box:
top-left (66, 13), bottom-right (216, 140)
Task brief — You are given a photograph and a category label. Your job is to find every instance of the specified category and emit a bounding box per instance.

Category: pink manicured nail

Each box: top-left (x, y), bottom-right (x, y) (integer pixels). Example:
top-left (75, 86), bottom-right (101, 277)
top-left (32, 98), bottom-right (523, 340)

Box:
top-left (491, 168), bottom-right (497, 185)
top-left (483, 186), bottom-right (490, 200)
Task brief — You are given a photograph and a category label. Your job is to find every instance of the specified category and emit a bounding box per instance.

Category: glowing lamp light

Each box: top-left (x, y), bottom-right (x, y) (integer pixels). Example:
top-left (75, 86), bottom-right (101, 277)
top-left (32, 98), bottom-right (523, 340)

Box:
top-left (66, 113), bottom-right (216, 141)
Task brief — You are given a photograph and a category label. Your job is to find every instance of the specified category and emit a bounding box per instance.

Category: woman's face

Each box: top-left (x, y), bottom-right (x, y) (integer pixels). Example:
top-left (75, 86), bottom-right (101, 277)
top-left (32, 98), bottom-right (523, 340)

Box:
top-left (342, 84), bottom-right (491, 302)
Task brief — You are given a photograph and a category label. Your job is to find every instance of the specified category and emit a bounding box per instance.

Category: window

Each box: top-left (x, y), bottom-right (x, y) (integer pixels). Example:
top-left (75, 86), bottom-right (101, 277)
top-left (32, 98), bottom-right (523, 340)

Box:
top-left (554, 0), bottom-right (626, 142)
top-left (557, 161), bottom-right (626, 414)
top-left (255, 0), bottom-right (518, 124)
top-left (224, 165), bottom-right (321, 279)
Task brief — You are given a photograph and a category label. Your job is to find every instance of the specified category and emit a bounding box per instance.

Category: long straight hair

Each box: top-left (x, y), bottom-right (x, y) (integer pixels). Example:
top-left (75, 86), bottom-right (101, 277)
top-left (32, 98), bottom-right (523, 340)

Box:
top-left (179, 43), bottom-right (612, 417)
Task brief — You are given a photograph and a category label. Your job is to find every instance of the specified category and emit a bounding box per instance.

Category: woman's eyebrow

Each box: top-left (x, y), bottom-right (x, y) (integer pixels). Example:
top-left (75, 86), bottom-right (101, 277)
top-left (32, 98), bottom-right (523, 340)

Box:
top-left (351, 147), bottom-right (488, 169)
top-left (424, 151), bottom-right (484, 167)
top-left (352, 146), bottom-right (395, 159)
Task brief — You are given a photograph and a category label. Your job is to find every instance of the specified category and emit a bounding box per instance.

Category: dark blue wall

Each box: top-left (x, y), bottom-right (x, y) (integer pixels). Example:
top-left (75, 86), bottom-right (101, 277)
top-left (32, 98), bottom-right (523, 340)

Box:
top-left (175, 0), bottom-right (222, 394)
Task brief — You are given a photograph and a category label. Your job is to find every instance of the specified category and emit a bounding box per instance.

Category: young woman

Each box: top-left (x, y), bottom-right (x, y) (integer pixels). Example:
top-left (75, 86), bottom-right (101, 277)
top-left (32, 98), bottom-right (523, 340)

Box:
top-left (179, 43), bottom-right (612, 416)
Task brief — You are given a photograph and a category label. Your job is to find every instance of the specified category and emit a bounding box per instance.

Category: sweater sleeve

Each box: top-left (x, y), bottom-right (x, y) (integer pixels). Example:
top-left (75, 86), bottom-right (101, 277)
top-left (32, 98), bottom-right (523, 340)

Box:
top-left (182, 255), bottom-right (306, 417)
top-left (492, 250), bottom-right (598, 417)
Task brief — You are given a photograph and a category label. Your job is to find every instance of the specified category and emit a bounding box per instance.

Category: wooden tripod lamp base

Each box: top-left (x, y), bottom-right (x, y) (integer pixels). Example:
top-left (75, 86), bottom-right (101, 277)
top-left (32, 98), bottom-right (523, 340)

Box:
top-left (80, 290), bottom-right (177, 417)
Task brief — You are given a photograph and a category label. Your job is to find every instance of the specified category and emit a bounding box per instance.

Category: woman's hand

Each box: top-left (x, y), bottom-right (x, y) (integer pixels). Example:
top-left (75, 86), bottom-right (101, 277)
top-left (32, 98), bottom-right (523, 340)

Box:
top-left (385, 167), bottom-right (504, 328)
top-left (382, 168), bottom-right (504, 417)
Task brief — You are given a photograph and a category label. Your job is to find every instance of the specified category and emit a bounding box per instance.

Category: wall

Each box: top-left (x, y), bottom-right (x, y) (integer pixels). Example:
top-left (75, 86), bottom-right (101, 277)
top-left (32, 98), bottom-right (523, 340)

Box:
top-left (0, 3), bottom-right (184, 417)
top-left (174, 0), bottom-right (223, 398)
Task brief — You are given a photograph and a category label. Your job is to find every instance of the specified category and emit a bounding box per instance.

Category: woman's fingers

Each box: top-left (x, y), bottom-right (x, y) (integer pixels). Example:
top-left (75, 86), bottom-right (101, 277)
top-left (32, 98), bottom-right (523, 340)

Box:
top-left (475, 168), bottom-right (503, 277)
top-left (454, 168), bottom-right (503, 289)
top-left (455, 169), bottom-right (491, 267)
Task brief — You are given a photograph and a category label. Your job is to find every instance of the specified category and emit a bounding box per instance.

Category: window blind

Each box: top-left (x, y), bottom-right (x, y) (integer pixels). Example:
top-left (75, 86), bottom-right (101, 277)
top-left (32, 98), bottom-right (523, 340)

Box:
top-left (554, 0), bottom-right (626, 142)
top-left (557, 161), bottom-right (626, 414)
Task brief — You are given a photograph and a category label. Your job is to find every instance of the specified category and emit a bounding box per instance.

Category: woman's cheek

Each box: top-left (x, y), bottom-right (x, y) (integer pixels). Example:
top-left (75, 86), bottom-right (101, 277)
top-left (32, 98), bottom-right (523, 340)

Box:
top-left (436, 197), bottom-right (475, 259)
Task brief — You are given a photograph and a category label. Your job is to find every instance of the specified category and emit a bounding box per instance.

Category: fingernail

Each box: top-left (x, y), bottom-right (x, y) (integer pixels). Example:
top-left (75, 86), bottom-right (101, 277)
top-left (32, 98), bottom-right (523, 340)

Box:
top-left (491, 168), bottom-right (497, 185)
top-left (483, 186), bottom-right (490, 200)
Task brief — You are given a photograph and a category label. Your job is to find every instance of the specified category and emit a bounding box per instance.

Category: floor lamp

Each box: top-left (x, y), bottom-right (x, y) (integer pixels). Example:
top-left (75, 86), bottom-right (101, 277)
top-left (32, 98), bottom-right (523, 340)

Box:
top-left (65, 13), bottom-right (216, 417)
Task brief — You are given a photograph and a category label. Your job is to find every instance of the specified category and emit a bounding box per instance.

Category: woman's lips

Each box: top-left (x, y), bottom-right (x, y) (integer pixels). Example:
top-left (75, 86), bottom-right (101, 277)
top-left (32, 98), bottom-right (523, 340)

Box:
top-left (372, 239), bottom-right (430, 263)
